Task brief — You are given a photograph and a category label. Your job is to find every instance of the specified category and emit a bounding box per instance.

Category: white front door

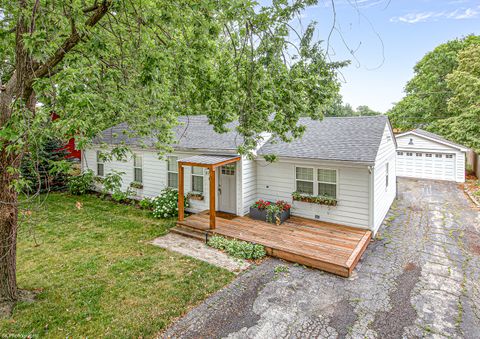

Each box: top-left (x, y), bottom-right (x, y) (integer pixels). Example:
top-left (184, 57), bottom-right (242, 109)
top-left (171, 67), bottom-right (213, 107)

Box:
top-left (218, 164), bottom-right (237, 214)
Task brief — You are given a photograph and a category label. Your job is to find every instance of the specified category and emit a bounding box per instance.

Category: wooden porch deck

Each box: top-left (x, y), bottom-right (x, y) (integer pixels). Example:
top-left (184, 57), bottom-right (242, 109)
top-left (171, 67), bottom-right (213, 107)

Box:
top-left (173, 211), bottom-right (372, 277)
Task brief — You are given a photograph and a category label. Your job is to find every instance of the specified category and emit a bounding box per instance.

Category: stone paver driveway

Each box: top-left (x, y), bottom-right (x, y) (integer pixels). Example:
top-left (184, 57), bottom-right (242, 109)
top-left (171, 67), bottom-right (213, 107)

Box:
top-left (162, 178), bottom-right (480, 338)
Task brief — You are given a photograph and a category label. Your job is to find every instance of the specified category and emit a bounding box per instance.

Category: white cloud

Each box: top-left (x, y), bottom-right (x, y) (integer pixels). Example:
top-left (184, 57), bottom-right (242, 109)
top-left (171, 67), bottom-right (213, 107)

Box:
top-left (391, 6), bottom-right (479, 23)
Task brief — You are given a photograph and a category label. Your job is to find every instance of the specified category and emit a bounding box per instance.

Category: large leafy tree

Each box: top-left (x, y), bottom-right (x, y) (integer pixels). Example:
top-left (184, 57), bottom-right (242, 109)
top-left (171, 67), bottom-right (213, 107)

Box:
top-left (435, 44), bottom-right (480, 151)
top-left (0, 0), bottom-right (343, 303)
top-left (388, 35), bottom-right (480, 131)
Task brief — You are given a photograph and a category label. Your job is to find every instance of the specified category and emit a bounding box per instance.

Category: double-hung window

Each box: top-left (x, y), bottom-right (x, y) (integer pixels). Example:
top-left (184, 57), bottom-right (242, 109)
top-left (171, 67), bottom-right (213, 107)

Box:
top-left (167, 156), bottom-right (178, 188)
top-left (96, 151), bottom-right (104, 177)
top-left (385, 163), bottom-right (389, 188)
top-left (191, 166), bottom-right (204, 193)
top-left (295, 167), bottom-right (314, 194)
top-left (133, 154), bottom-right (143, 183)
top-left (317, 169), bottom-right (337, 198)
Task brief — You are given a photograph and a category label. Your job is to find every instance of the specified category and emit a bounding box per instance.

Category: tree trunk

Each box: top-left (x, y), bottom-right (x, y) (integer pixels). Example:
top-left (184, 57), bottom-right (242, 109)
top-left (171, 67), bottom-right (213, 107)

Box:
top-left (0, 150), bottom-right (20, 302)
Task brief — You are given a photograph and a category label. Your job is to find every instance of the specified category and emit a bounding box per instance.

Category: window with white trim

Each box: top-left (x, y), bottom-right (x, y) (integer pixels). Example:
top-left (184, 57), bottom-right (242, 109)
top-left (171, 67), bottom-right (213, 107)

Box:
top-left (96, 151), bottom-right (104, 177)
top-left (416, 153), bottom-right (422, 157)
top-left (167, 156), bottom-right (178, 188)
top-left (397, 151), bottom-right (403, 155)
top-left (406, 152), bottom-right (413, 156)
top-left (435, 154), bottom-right (442, 158)
top-left (317, 169), bottom-right (337, 198)
top-left (191, 166), bottom-right (204, 193)
top-left (446, 154), bottom-right (453, 159)
top-left (426, 153), bottom-right (432, 158)
top-left (295, 167), bottom-right (314, 194)
top-left (133, 154), bottom-right (143, 183)
top-left (385, 163), bottom-right (389, 188)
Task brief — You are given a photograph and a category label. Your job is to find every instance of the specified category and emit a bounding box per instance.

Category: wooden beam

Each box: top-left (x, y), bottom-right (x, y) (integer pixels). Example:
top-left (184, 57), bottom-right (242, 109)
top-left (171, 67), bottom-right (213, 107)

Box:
top-left (178, 164), bottom-right (184, 221)
top-left (209, 167), bottom-right (216, 229)
top-left (177, 162), bottom-right (212, 168)
top-left (211, 156), bottom-right (241, 168)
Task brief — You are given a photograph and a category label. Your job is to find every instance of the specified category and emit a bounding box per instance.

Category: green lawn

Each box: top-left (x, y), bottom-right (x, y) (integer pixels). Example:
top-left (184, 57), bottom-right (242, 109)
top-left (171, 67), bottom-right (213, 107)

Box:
top-left (0, 193), bottom-right (234, 338)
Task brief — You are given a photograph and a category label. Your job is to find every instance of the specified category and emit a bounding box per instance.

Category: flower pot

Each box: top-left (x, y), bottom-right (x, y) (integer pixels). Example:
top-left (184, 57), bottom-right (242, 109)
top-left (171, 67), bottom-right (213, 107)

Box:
top-left (249, 207), bottom-right (290, 225)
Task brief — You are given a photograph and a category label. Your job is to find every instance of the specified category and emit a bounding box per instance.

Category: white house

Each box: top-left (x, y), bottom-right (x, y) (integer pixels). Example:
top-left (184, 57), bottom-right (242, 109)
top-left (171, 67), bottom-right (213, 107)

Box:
top-left (82, 115), bottom-right (397, 235)
top-left (395, 129), bottom-right (469, 183)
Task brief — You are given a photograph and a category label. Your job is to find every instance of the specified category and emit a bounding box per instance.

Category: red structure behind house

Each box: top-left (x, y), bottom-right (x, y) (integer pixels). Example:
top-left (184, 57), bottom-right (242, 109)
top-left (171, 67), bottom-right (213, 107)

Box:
top-left (51, 113), bottom-right (81, 160)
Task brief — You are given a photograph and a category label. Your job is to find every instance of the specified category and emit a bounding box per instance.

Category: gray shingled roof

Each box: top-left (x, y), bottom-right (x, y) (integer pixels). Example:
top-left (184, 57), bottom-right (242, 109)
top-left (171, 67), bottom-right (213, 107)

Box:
top-left (94, 115), bottom-right (390, 163)
top-left (411, 129), bottom-right (468, 150)
top-left (257, 116), bottom-right (390, 163)
top-left (93, 116), bottom-right (242, 151)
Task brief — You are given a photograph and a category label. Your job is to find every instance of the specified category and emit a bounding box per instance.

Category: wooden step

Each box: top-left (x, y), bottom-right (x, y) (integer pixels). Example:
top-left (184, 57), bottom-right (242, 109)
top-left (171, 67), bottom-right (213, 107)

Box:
top-left (171, 225), bottom-right (207, 241)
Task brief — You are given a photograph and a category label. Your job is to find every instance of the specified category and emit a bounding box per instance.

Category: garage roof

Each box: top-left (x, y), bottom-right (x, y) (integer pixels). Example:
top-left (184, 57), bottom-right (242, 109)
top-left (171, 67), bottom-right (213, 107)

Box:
top-left (397, 129), bottom-right (469, 152)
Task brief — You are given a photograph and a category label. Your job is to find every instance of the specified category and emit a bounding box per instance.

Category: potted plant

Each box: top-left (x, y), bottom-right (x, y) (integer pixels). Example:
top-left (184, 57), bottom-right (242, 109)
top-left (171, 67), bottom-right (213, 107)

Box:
top-left (187, 192), bottom-right (204, 201)
top-left (292, 191), bottom-right (337, 206)
top-left (250, 199), bottom-right (291, 225)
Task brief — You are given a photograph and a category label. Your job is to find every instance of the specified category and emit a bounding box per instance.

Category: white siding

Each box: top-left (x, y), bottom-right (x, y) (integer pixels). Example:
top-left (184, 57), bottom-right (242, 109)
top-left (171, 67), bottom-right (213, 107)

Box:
top-left (256, 159), bottom-right (371, 229)
top-left (397, 134), bottom-right (457, 152)
top-left (82, 147), bottom-right (214, 213)
top-left (396, 133), bottom-right (466, 183)
top-left (373, 124), bottom-right (397, 234)
top-left (241, 157), bottom-right (257, 215)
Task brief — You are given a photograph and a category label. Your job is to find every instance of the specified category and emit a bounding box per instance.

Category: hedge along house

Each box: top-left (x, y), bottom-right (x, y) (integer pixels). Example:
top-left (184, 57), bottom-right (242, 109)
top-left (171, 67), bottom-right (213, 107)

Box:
top-left (82, 115), bottom-right (397, 235)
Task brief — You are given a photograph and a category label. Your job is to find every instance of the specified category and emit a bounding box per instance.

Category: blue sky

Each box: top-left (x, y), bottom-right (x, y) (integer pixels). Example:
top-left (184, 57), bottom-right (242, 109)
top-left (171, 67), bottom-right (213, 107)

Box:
top-left (292, 0), bottom-right (479, 112)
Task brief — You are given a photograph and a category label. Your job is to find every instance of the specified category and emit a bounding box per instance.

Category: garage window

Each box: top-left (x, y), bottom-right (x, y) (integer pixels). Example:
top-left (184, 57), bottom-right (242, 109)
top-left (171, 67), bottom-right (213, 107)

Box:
top-left (133, 154), bottom-right (143, 183)
top-left (167, 156), bottom-right (178, 188)
top-left (416, 153), bottom-right (422, 157)
top-left (406, 152), bottom-right (413, 156)
top-left (426, 154), bottom-right (432, 158)
top-left (446, 154), bottom-right (453, 159)
top-left (397, 151), bottom-right (403, 155)
top-left (435, 154), bottom-right (442, 158)
top-left (385, 163), bottom-right (389, 188)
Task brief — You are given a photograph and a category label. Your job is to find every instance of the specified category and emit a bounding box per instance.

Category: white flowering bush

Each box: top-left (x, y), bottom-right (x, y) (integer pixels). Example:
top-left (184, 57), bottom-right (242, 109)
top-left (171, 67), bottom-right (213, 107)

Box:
top-left (152, 188), bottom-right (188, 218)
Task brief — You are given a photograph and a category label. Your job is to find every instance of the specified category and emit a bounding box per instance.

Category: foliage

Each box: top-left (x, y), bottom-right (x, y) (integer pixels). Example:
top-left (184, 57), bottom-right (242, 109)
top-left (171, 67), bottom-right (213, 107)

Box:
top-left (152, 188), bottom-right (188, 218)
top-left (20, 138), bottom-right (73, 193)
top-left (435, 44), bottom-right (480, 151)
top-left (67, 169), bottom-right (95, 195)
top-left (265, 203), bottom-right (283, 224)
top-left (187, 192), bottom-right (204, 201)
top-left (388, 35), bottom-right (480, 150)
top-left (139, 197), bottom-right (155, 210)
top-left (275, 200), bottom-right (291, 211)
top-left (252, 199), bottom-right (271, 210)
top-left (0, 193), bottom-right (233, 337)
top-left (292, 191), bottom-right (337, 206)
top-left (130, 181), bottom-right (144, 189)
top-left (327, 98), bottom-right (381, 117)
top-left (207, 236), bottom-right (266, 260)
top-left (100, 170), bottom-right (124, 196)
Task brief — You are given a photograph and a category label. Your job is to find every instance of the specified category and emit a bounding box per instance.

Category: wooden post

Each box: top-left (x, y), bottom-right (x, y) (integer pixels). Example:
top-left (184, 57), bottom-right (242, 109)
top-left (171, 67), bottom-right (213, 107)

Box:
top-left (178, 163), bottom-right (184, 221)
top-left (209, 166), bottom-right (216, 229)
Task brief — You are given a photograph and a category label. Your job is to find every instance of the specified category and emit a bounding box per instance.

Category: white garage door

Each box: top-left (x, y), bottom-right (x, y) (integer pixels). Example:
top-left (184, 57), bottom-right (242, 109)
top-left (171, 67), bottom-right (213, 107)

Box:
top-left (397, 151), bottom-right (456, 181)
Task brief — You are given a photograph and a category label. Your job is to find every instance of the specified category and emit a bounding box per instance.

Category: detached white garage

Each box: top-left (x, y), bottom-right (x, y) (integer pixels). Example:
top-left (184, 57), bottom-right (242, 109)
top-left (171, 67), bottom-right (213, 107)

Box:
top-left (396, 129), bottom-right (468, 183)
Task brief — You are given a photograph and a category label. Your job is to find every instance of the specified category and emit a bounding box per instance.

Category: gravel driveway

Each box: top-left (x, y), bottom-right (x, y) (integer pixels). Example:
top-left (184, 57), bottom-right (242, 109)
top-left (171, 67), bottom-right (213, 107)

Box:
top-left (162, 178), bottom-right (480, 338)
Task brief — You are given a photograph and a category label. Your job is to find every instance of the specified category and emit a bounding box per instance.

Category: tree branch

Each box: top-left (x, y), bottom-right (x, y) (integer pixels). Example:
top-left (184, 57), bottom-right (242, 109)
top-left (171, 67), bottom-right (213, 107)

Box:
top-left (33, 1), bottom-right (113, 80)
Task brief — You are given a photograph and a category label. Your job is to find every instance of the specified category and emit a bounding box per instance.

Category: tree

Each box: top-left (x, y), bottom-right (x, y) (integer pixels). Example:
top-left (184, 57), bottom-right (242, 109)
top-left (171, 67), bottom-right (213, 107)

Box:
top-left (388, 35), bottom-right (480, 130)
top-left (0, 1), bottom-right (344, 303)
top-left (435, 44), bottom-right (480, 151)
top-left (356, 105), bottom-right (380, 116)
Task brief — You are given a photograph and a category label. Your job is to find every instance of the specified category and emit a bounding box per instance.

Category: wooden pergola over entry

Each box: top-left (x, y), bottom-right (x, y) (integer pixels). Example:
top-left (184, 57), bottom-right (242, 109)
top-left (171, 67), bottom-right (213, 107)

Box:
top-left (177, 155), bottom-right (241, 229)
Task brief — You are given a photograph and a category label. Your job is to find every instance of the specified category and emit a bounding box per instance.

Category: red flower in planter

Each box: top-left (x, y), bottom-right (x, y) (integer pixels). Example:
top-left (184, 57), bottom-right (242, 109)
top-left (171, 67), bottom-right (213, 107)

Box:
top-left (275, 200), bottom-right (291, 211)
top-left (253, 199), bottom-right (271, 210)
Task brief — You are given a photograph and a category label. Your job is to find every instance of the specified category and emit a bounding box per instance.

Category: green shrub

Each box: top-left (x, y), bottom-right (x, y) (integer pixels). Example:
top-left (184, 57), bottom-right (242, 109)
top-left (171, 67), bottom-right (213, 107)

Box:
top-left (207, 235), bottom-right (266, 260)
top-left (101, 170), bottom-right (124, 196)
top-left (152, 188), bottom-right (188, 218)
top-left (139, 197), bottom-right (154, 210)
top-left (67, 170), bottom-right (94, 195)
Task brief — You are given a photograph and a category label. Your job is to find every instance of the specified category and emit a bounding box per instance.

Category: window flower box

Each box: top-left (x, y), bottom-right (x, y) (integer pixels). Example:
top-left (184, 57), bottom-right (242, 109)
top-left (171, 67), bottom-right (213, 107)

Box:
top-left (130, 181), bottom-right (144, 189)
top-left (292, 191), bottom-right (337, 206)
top-left (250, 200), bottom-right (291, 225)
top-left (187, 192), bottom-right (204, 201)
